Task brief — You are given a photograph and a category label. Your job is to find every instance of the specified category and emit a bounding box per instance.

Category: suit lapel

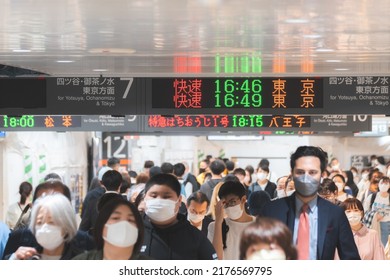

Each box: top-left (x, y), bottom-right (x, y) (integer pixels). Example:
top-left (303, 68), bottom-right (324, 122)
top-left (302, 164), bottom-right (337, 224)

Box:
top-left (286, 194), bottom-right (296, 232)
top-left (317, 197), bottom-right (329, 259)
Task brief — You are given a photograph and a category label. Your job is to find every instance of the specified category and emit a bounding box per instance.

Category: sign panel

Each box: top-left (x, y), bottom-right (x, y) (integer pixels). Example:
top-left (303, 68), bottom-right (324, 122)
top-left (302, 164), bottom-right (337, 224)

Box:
top-left (0, 77), bottom-right (388, 115)
top-left (145, 115), bottom-right (371, 132)
top-left (0, 115), bottom-right (140, 131)
top-left (147, 77), bottom-right (324, 114)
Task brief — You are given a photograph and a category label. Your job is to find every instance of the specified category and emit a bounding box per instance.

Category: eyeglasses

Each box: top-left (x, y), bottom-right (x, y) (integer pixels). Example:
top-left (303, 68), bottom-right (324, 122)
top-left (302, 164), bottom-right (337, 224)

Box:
top-left (224, 198), bottom-right (241, 208)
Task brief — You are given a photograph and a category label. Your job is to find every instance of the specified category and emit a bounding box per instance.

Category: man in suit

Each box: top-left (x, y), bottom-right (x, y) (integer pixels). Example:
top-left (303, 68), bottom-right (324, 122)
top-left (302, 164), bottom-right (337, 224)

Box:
top-left (261, 146), bottom-right (360, 260)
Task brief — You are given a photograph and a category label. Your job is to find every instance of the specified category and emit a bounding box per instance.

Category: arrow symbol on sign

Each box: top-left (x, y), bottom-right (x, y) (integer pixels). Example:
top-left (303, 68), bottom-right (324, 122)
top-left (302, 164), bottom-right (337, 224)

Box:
top-left (120, 78), bottom-right (134, 99)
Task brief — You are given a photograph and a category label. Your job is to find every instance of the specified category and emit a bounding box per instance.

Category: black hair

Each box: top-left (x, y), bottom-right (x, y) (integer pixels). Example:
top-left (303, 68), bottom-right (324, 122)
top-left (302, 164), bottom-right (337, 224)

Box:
top-left (233, 168), bottom-right (246, 177)
top-left (101, 170), bottom-right (122, 192)
top-left (245, 165), bottom-right (255, 175)
top-left (187, 191), bottom-right (210, 207)
top-left (377, 156), bottom-right (386, 165)
top-left (94, 198), bottom-right (144, 259)
top-left (161, 162), bottom-right (174, 174)
top-left (209, 159), bottom-right (226, 176)
top-left (149, 166), bottom-right (162, 178)
top-left (33, 181), bottom-right (71, 202)
top-left (128, 170), bottom-right (138, 178)
top-left (44, 173), bottom-right (62, 182)
top-left (19, 181), bottom-right (33, 205)
top-left (173, 163), bottom-right (186, 177)
top-left (332, 173), bottom-right (346, 184)
top-left (145, 173), bottom-right (181, 197)
top-left (257, 164), bottom-right (270, 173)
top-left (259, 158), bottom-right (270, 167)
top-left (144, 160), bottom-right (155, 169)
top-left (218, 181), bottom-right (246, 199)
top-left (225, 160), bottom-right (235, 172)
top-left (290, 146), bottom-right (328, 173)
top-left (134, 189), bottom-right (146, 209)
top-left (247, 190), bottom-right (271, 216)
top-left (319, 178), bottom-right (337, 194)
top-left (120, 178), bottom-right (131, 194)
top-left (97, 193), bottom-right (124, 212)
top-left (107, 157), bottom-right (120, 168)
top-left (223, 173), bottom-right (240, 183)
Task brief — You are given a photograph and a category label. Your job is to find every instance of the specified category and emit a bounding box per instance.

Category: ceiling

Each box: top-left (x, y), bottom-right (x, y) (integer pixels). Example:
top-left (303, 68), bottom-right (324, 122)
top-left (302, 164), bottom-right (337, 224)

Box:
top-left (1, 0), bottom-right (390, 77)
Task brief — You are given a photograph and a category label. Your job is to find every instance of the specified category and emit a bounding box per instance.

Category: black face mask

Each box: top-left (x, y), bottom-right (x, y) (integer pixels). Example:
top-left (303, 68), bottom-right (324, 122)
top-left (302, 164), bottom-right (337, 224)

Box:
top-left (199, 168), bottom-right (206, 174)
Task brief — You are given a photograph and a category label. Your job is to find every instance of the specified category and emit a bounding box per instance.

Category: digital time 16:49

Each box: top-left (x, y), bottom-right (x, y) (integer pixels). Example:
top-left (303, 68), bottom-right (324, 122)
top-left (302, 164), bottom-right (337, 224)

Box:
top-left (214, 79), bottom-right (262, 108)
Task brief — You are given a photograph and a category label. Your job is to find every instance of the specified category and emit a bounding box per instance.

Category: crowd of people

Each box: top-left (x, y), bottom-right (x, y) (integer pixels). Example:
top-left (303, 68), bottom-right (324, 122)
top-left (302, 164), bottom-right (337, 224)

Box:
top-left (1, 147), bottom-right (390, 260)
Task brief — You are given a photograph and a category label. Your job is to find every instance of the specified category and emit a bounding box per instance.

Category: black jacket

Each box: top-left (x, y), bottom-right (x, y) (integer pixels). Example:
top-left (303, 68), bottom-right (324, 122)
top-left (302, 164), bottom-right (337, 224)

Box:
top-left (140, 213), bottom-right (217, 260)
top-left (79, 186), bottom-right (105, 233)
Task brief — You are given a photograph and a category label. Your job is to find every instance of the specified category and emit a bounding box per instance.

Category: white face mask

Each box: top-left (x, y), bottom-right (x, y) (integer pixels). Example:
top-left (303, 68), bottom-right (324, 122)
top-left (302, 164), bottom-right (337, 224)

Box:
top-left (277, 189), bottom-right (286, 198)
top-left (225, 204), bottom-right (243, 220)
top-left (248, 249), bottom-right (286, 260)
top-left (35, 224), bottom-right (64, 251)
top-left (387, 170), bottom-right (390, 177)
top-left (332, 164), bottom-right (340, 171)
top-left (379, 183), bottom-right (390, 193)
top-left (257, 172), bottom-right (267, 181)
top-left (286, 190), bottom-right (295, 196)
top-left (361, 173), bottom-right (369, 180)
top-left (188, 212), bottom-right (205, 224)
top-left (145, 198), bottom-right (178, 222)
top-left (345, 212), bottom-right (361, 226)
top-left (103, 220), bottom-right (138, 248)
top-left (335, 182), bottom-right (344, 192)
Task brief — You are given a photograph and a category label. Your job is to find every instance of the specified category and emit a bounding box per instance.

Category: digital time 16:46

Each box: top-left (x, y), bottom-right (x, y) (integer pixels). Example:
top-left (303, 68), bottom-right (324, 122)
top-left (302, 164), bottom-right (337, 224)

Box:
top-left (214, 79), bottom-right (262, 108)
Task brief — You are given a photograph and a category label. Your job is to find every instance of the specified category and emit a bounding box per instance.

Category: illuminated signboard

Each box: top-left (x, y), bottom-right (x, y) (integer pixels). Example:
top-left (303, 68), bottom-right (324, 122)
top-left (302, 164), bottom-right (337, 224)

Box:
top-left (145, 115), bottom-right (371, 132)
top-left (0, 115), bottom-right (81, 129)
top-left (0, 77), bottom-right (388, 115)
top-left (0, 115), bottom-right (140, 131)
top-left (147, 115), bottom-right (310, 129)
top-left (149, 77), bottom-right (323, 114)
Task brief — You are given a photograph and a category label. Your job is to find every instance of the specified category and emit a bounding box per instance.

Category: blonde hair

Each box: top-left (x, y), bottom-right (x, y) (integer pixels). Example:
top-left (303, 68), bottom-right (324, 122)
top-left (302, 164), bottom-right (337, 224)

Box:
top-left (206, 181), bottom-right (225, 220)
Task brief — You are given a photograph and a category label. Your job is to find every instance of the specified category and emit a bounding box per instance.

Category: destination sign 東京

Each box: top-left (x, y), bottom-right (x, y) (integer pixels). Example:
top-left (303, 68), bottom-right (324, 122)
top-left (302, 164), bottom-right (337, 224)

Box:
top-left (0, 76), bottom-right (388, 115)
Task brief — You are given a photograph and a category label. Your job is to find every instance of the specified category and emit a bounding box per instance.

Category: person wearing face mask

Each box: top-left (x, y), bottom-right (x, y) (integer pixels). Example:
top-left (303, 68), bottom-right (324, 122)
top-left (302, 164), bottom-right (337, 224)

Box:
top-left (239, 217), bottom-right (297, 260)
top-left (356, 167), bottom-right (371, 199)
top-left (186, 191), bottom-right (213, 236)
top-left (274, 176), bottom-right (288, 199)
top-left (363, 176), bottom-right (390, 246)
top-left (4, 193), bottom-right (95, 260)
top-left (358, 169), bottom-right (382, 205)
top-left (73, 197), bottom-right (146, 260)
top-left (261, 146), bottom-right (360, 260)
top-left (207, 181), bottom-right (255, 260)
top-left (332, 174), bottom-right (353, 202)
top-left (140, 173), bottom-right (217, 260)
top-left (249, 164), bottom-right (276, 199)
top-left (318, 178), bottom-right (343, 206)
top-left (337, 198), bottom-right (385, 260)
top-left (3, 182), bottom-right (95, 260)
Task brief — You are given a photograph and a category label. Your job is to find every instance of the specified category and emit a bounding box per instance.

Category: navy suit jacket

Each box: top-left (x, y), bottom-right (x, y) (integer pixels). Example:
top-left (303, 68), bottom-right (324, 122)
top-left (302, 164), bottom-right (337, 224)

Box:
top-left (261, 194), bottom-right (360, 260)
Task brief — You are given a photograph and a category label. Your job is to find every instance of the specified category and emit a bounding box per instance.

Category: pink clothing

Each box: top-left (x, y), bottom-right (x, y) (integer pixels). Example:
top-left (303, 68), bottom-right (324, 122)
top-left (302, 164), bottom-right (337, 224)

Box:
top-left (353, 225), bottom-right (385, 260)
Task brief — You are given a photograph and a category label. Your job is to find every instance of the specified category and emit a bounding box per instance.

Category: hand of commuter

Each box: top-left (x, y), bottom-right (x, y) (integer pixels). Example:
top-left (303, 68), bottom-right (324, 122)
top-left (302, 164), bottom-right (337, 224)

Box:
top-left (214, 200), bottom-right (225, 225)
top-left (14, 246), bottom-right (38, 260)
